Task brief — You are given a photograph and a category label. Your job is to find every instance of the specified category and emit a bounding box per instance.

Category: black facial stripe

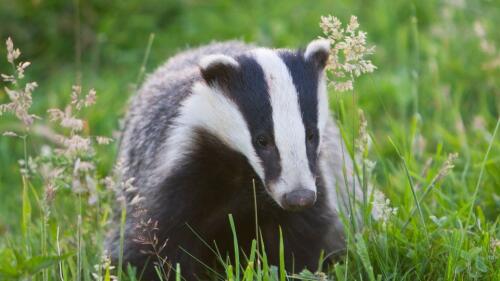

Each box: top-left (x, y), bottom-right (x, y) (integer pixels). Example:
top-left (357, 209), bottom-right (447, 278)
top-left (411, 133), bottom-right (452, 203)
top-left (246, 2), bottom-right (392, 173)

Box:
top-left (279, 50), bottom-right (320, 175)
top-left (216, 55), bottom-right (282, 184)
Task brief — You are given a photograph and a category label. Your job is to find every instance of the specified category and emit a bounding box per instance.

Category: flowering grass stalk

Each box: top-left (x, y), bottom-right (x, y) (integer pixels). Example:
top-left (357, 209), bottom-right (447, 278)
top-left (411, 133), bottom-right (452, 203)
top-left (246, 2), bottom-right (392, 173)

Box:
top-left (320, 15), bottom-right (376, 92)
top-left (0, 37), bottom-right (114, 281)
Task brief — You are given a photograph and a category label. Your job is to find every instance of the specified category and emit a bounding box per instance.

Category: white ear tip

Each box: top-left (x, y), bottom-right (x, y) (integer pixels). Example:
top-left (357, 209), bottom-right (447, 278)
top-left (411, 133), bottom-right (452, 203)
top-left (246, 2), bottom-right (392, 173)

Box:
top-left (304, 39), bottom-right (331, 59)
top-left (199, 54), bottom-right (239, 70)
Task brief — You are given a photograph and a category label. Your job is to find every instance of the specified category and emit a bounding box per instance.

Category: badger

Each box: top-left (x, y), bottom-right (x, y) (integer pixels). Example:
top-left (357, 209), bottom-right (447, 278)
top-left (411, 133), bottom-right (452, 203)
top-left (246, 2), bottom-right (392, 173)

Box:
top-left (108, 39), bottom-right (364, 280)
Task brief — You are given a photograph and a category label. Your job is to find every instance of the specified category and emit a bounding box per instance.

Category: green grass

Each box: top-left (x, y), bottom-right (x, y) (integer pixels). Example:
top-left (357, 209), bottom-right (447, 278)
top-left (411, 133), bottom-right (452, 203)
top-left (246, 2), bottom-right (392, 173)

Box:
top-left (0, 0), bottom-right (499, 280)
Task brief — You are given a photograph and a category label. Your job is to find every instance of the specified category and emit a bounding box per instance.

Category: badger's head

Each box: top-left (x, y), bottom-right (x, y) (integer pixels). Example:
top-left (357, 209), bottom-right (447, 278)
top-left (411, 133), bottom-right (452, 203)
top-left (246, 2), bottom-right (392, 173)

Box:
top-left (184, 39), bottom-right (330, 211)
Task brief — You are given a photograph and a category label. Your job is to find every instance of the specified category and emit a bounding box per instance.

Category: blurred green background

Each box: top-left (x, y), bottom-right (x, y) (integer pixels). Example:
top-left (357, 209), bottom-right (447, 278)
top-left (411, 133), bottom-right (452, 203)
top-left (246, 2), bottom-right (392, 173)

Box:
top-left (0, 0), bottom-right (499, 232)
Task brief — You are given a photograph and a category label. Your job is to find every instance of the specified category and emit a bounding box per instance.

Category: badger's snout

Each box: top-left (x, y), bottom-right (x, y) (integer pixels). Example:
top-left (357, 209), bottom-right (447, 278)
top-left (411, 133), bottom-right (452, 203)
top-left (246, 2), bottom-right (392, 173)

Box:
top-left (281, 189), bottom-right (316, 211)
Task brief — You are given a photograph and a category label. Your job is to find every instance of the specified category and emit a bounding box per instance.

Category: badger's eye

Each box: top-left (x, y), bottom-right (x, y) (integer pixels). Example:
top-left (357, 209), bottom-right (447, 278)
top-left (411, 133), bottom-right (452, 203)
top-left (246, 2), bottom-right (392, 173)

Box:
top-left (307, 129), bottom-right (316, 142)
top-left (256, 135), bottom-right (271, 148)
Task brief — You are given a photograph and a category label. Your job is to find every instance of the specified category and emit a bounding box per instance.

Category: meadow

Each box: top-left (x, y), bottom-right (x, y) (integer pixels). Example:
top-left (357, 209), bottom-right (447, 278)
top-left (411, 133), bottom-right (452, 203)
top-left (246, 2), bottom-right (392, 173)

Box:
top-left (0, 0), bottom-right (499, 280)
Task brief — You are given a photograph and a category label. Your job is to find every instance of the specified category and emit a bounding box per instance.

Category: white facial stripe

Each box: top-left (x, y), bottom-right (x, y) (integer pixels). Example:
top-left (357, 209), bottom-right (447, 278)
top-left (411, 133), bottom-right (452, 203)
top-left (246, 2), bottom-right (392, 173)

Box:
top-left (252, 48), bottom-right (316, 201)
top-left (155, 82), bottom-right (265, 182)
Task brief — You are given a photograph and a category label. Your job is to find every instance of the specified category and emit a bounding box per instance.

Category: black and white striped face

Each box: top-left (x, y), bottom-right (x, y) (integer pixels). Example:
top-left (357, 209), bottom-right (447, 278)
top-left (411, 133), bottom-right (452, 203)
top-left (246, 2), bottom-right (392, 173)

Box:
top-left (191, 39), bottom-right (330, 210)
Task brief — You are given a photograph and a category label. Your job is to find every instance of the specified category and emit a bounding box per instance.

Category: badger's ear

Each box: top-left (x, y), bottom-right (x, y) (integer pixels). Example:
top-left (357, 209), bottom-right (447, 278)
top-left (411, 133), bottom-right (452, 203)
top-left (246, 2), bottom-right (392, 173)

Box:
top-left (199, 54), bottom-right (239, 87)
top-left (304, 39), bottom-right (330, 70)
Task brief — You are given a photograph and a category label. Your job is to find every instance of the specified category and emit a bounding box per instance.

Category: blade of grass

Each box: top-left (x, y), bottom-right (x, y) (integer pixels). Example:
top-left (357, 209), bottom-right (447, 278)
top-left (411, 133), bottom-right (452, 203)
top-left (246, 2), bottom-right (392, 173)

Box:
top-left (176, 263), bottom-right (181, 281)
top-left (243, 240), bottom-right (257, 281)
top-left (259, 231), bottom-right (270, 281)
top-left (465, 118), bottom-right (499, 227)
top-left (316, 250), bottom-right (325, 273)
top-left (21, 174), bottom-right (31, 255)
top-left (135, 33), bottom-right (156, 87)
top-left (355, 233), bottom-right (375, 281)
top-left (56, 226), bottom-right (65, 281)
top-left (402, 153), bottom-right (456, 230)
top-left (252, 179), bottom-right (259, 257)
top-left (388, 137), bottom-right (429, 240)
top-left (154, 266), bottom-right (165, 281)
top-left (118, 201), bottom-right (127, 280)
top-left (228, 214), bottom-right (240, 281)
top-left (226, 265), bottom-right (234, 281)
top-left (279, 228), bottom-right (285, 281)
top-left (178, 246), bottom-right (224, 280)
top-left (185, 223), bottom-right (228, 271)
top-left (243, 261), bottom-right (255, 281)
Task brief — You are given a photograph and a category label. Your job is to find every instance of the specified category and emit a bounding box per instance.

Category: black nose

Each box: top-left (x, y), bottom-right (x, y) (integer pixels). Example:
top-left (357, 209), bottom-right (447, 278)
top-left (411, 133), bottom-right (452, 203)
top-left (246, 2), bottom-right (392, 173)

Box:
top-left (282, 189), bottom-right (316, 211)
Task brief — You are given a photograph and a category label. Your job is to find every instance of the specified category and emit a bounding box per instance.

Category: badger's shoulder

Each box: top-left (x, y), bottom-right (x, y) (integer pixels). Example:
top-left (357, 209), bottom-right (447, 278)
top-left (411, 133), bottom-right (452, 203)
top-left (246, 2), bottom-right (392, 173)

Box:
top-left (119, 41), bottom-right (254, 180)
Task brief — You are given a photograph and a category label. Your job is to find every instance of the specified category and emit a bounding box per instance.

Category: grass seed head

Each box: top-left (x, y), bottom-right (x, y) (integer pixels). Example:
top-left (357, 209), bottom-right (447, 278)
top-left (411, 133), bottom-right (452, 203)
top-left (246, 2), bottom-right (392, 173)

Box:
top-left (320, 15), bottom-right (376, 92)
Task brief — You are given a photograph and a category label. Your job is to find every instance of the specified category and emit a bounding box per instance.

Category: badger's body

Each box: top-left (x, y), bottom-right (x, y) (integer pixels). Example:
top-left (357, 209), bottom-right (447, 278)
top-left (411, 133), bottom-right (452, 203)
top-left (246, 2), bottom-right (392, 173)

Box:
top-left (109, 40), bottom-right (362, 280)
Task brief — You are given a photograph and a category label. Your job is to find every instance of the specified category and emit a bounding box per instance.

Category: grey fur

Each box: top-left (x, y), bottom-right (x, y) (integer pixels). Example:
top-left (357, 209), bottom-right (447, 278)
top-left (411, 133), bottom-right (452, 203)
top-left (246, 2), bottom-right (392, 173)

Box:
top-left (119, 41), bottom-right (253, 186)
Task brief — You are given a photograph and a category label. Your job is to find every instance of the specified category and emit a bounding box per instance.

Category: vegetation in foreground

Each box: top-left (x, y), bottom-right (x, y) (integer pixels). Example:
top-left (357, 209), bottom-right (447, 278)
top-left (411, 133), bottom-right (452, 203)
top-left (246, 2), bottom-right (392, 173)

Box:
top-left (0, 0), bottom-right (499, 280)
